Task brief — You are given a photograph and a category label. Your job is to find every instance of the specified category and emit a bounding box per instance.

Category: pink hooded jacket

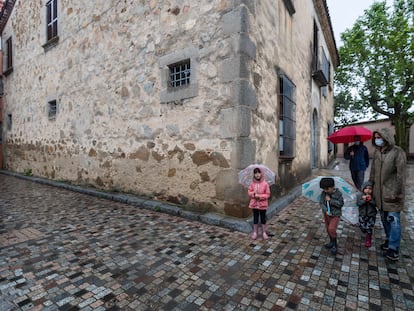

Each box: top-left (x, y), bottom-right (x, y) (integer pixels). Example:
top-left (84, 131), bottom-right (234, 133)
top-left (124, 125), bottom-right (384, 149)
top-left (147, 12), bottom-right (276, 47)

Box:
top-left (248, 168), bottom-right (271, 210)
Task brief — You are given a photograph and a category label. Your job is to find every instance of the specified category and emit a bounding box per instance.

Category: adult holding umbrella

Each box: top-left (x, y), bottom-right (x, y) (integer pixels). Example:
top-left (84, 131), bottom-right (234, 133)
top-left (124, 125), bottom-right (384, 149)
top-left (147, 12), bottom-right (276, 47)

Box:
top-left (327, 125), bottom-right (372, 144)
top-left (328, 126), bottom-right (372, 190)
top-left (344, 135), bottom-right (370, 191)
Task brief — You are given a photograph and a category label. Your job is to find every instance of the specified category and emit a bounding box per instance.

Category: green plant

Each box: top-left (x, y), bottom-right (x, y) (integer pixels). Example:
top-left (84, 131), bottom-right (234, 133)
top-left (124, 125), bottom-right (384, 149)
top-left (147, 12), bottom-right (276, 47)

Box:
top-left (24, 168), bottom-right (33, 176)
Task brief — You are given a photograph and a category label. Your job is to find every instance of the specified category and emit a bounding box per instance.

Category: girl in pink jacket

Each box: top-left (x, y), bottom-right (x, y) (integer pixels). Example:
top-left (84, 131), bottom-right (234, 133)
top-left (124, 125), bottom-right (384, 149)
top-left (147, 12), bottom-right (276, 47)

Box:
top-left (248, 167), bottom-right (271, 240)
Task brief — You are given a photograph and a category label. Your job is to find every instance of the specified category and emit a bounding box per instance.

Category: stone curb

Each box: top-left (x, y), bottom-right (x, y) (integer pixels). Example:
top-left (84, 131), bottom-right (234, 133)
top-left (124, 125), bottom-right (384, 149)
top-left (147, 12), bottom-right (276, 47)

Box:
top-left (0, 170), bottom-right (300, 233)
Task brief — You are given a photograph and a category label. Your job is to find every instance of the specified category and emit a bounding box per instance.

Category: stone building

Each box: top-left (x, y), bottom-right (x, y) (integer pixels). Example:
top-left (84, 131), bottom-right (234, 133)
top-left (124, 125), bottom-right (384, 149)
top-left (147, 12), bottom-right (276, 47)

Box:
top-left (0, 0), bottom-right (338, 218)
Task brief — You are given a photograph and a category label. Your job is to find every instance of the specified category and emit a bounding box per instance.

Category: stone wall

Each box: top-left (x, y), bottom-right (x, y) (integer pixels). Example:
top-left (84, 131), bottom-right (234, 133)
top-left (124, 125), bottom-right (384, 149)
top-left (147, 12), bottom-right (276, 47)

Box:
top-left (1, 0), bottom-right (336, 217)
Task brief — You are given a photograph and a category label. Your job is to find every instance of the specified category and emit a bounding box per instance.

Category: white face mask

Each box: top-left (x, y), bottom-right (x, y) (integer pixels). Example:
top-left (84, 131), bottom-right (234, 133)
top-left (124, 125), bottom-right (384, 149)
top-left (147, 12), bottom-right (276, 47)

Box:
top-left (355, 141), bottom-right (360, 145)
top-left (375, 138), bottom-right (385, 146)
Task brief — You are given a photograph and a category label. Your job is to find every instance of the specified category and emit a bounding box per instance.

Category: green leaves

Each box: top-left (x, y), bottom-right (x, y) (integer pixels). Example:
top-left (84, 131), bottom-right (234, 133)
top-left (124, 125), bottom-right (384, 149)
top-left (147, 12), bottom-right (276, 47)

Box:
top-left (334, 0), bottom-right (414, 152)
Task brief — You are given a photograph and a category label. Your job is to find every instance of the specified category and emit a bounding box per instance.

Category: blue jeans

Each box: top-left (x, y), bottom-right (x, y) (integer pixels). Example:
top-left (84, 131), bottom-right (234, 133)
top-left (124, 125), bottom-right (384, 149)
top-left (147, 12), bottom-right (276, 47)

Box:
top-left (380, 211), bottom-right (401, 252)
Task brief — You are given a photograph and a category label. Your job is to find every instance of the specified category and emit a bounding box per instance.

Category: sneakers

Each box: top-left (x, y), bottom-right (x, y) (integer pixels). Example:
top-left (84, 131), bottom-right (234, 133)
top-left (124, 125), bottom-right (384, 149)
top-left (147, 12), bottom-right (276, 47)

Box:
top-left (324, 240), bottom-right (335, 249)
top-left (380, 240), bottom-right (389, 251)
top-left (325, 238), bottom-right (337, 254)
top-left (385, 249), bottom-right (399, 261)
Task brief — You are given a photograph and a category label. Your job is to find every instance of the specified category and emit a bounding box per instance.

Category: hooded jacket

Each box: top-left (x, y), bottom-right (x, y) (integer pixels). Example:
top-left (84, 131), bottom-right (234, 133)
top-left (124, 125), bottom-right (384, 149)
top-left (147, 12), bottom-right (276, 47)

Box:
top-left (319, 188), bottom-right (344, 217)
top-left (248, 168), bottom-right (271, 210)
top-left (357, 181), bottom-right (377, 217)
top-left (344, 142), bottom-right (369, 171)
top-left (369, 128), bottom-right (406, 212)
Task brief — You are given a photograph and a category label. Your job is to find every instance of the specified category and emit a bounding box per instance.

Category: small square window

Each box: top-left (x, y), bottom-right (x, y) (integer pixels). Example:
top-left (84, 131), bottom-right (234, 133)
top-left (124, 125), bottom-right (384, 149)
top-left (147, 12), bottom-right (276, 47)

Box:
top-left (48, 100), bottom-right (57, 119)
top-left (159, 47), bottom-right (198, 103)
top-left (168, 59), bottom-right (191, 88)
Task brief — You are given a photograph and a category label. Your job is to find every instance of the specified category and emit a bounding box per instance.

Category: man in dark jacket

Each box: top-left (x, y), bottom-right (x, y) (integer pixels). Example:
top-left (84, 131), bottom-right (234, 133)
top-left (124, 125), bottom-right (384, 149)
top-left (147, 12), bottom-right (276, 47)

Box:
top-left (369, 128), bottom-right (406, 261)
top-left (344, 135), bottom-right (369, 190)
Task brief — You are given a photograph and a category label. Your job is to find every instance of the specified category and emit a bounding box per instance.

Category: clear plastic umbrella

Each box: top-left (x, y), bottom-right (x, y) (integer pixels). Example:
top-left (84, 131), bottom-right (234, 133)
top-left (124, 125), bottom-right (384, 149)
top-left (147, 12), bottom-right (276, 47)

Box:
top-left (302, 176), bottom-right (359, 224)
top-left (238, 164), bottom-right (276, 188)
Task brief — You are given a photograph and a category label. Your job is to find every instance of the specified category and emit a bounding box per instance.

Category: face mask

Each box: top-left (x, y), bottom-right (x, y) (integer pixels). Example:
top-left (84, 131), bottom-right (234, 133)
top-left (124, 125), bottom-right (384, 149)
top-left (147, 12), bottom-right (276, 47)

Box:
top-left (375, 138), bottom-right (385, 146)
top-left (355, 141), bottom-right (360, 145)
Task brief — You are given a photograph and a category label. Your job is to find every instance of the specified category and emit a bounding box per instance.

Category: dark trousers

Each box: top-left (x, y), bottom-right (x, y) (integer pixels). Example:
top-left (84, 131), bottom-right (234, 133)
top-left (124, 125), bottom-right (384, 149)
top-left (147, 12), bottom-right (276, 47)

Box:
top-left (253, 209), bottom-right (267, 224)
top-left (351, 170), bottom-right (365, 190)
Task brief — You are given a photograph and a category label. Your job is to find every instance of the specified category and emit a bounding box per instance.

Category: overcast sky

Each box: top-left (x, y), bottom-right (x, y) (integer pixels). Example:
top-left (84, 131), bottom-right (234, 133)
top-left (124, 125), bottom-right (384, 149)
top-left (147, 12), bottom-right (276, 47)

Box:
top-left (327, 0), bottom-right (394, 46)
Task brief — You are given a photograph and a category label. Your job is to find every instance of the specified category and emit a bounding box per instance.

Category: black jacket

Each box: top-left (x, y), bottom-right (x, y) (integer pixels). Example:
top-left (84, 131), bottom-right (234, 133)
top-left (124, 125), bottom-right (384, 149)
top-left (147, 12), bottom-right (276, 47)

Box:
top-left (357, 181), bottom-right (377, 217)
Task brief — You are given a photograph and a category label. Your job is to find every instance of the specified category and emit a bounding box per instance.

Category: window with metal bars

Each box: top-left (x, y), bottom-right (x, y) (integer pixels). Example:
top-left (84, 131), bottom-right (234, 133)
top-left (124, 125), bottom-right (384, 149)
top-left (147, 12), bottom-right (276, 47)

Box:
top-left (6, 37), bottom-right (12, 69)
top-left (3, 37), bottom-right (13, 76)
top-left (48, 100), bottom-right (57, 119)
top-left (168, 60), bottom-right (191, 88)
top-left (46, 0), bottom-right (58, 41)
top-left (7, 114), bottom-right (12, 131)
top-left (279, 74), bottom-right (296, 159)
top-left (159, 47), bottom-right (198, 103)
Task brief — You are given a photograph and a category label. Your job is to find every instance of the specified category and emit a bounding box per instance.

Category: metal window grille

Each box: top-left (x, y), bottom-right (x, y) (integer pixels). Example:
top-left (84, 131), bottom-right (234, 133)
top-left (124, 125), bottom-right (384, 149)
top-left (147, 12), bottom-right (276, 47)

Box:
top-left (279, 75), bottom-right (296, 158)
top-left (6, 37), bottom-right (12, 69)
top-left (46, 0), bottom-right (58, 41)
top-left (321, 49), bottom-right (330, 82)
top-left (169, 60), bottom-right (190, 88)
top-left (48, 100), bottom-right (57, 118)
top-left (7, 114), bottom-right (12, 130)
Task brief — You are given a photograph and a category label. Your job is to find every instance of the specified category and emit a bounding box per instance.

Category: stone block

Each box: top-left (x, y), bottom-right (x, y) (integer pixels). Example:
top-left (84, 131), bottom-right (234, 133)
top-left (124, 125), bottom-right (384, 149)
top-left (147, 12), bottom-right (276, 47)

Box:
top-left (221, 55), bottom-right (250, 82)
top-left (239, 33), bottom-right (256, 59)
top-left (222, 6), bottom-right (250, 35)
top-left (232, 79), bottom-right (257, 108)
top-left (234, 0), bottom-right (256, 15)
top-left (220, 106), bottom-right (251, 138)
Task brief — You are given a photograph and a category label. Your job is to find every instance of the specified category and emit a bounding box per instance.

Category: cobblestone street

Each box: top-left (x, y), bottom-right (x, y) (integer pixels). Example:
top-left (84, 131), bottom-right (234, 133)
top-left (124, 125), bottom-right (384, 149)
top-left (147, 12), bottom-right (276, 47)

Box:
top-left (1, 160), bottom-right (413, 310)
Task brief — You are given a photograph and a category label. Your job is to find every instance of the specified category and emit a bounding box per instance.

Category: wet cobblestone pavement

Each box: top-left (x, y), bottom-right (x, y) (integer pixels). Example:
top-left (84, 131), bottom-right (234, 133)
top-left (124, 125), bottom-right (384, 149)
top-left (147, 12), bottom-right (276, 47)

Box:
top-left (1, 159), bottom-right (413, 310)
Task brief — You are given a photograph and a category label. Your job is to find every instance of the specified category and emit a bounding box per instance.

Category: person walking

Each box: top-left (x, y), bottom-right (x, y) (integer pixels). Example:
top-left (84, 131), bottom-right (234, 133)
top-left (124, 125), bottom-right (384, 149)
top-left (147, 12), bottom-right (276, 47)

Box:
top-left (248, 167), bottom-right (271, 240)
top-left (319, 177), bottom-right (344, 255)
top-left (357, 181), bottom-right (377, 248)
top-left (369, 128), bottom-right (406, 261)
top-left (344, 135), bottom-right (370, 191)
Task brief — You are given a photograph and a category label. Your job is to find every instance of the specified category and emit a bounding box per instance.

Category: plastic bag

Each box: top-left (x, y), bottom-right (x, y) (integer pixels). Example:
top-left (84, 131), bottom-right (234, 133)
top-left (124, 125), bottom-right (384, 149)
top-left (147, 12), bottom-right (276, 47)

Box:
top-left (341, 205), bottom-right (359, 225)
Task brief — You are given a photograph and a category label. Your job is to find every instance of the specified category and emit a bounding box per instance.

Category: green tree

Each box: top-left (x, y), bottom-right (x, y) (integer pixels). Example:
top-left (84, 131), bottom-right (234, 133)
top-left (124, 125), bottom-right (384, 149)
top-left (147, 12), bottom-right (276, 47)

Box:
top-left (335, 0), bottom-right (414, 154)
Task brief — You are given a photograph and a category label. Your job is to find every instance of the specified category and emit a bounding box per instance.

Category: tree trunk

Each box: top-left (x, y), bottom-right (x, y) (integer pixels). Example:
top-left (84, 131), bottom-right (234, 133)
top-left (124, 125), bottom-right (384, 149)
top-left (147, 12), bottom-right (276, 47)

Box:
top-left (392, 117), bottom-right (410, 156)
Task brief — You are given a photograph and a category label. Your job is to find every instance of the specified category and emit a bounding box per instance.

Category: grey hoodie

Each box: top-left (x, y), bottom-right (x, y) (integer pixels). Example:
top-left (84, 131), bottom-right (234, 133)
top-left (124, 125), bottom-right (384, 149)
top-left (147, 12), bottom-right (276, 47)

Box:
top-left (369, 128), bottom-right (406, 212)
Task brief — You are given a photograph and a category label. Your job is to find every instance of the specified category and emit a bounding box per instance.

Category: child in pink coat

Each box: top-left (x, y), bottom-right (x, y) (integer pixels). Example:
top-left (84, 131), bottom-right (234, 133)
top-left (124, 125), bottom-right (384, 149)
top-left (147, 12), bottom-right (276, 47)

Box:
top-left (248, 167), bottom-right (271, 240)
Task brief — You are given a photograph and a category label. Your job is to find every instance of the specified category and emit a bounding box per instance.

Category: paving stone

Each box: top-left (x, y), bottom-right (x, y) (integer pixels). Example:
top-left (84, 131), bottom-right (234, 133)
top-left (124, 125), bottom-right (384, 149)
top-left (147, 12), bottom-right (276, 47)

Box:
top-left (0, 160), bottom-right (414, 310)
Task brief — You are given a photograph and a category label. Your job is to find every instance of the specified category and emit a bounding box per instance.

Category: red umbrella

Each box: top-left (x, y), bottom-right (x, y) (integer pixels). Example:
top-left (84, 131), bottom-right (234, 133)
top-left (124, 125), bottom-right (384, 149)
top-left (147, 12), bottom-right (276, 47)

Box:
top-left (327, 126), bottom-right (372, 144)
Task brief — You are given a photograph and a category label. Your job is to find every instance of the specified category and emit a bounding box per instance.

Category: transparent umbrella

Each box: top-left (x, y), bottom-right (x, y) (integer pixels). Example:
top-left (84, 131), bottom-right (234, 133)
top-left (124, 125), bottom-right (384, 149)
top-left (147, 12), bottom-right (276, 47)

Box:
top-left (302, 176), bottom-right (359, 224)
top-left (238, 164), bottom-right (276, 188)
